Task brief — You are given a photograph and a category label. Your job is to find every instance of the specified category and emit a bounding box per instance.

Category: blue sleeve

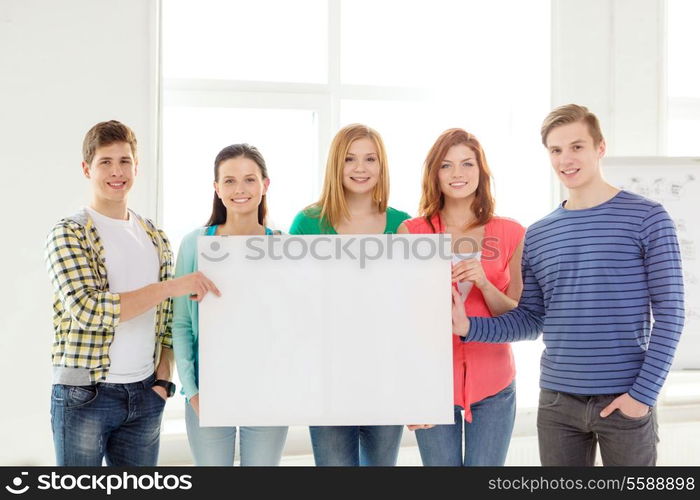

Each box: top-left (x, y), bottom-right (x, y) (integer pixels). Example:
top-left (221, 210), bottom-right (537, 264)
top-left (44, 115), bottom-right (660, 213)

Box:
top-left (629, 204), bottom-right (685, 406)
top-left (172, 229), bottom-right (200, 400)
top-left (465, 240), bottom-right (545, 342)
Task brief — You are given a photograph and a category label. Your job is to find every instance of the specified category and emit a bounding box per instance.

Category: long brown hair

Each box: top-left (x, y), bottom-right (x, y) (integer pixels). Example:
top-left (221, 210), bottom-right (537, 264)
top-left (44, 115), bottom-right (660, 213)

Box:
top-left (206, 144), bottom-right (269, 227)
top-left (311, 124), bottom-right (389, 228)
top-left (419, 128), bottom-right (494, 232)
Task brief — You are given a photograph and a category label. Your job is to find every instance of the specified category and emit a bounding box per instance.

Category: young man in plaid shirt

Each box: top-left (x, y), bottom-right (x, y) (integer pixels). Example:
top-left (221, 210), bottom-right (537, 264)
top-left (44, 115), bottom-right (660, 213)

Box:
top-left (45, 120), bottom-right (220, 466)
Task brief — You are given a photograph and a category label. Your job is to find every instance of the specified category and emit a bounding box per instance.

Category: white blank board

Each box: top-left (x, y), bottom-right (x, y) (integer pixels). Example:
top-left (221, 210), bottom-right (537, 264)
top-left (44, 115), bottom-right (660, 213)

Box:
top-left (198, 234), bottom-right (454, 426)
top-left (605, 157), bottom-right (700, 369)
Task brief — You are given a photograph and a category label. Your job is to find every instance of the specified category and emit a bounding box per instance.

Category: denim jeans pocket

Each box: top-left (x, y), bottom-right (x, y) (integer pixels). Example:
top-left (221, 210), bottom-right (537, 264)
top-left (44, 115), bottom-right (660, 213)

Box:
top-left (63, 385), bottom-right (99, 409)
top-left (147, 386), bottom-right (167, 405)
top-left (538, 389), bottom-right (561, 409)
top-left (614, 407), bottom-right (652, 421)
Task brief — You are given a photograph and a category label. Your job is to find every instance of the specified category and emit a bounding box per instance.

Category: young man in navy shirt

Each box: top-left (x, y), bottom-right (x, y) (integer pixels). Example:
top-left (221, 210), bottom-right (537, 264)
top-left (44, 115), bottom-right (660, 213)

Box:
top-left (451, 104), bottom-right (684, 466)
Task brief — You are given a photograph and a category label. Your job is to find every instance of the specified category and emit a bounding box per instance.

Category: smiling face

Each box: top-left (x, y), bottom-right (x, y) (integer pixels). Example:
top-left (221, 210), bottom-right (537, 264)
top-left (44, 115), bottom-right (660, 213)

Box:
top-left (82, 141), bottom-right (137, 207)
top-left (342, 137), bottom-right (381, 196)
top-left (214, 156), bottom-right (269, 217)
top-left (437, 143), bottom-right (479, 201)
top-left (546, 120), bottom-right (606, 190)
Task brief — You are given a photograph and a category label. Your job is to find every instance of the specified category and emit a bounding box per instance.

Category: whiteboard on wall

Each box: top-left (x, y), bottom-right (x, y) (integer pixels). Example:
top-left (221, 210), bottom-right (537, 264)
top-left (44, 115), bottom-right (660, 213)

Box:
top-left (605, 157), bottom-right (700, 370)
top-left (197, 234), bottom-right (455, 426)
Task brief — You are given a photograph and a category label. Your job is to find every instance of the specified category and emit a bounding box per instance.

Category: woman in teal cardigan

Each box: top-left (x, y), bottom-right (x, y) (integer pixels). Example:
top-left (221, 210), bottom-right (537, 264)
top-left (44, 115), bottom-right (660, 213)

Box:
top-left (290, 124), bottom-right (410, 466)
top-left (173, 144), bottom-right (288, 465)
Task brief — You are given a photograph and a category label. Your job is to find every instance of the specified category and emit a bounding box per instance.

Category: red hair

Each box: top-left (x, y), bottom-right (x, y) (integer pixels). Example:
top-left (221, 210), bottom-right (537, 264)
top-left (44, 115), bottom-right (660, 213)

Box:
top-left (419, 128), bottom-right (495, 232)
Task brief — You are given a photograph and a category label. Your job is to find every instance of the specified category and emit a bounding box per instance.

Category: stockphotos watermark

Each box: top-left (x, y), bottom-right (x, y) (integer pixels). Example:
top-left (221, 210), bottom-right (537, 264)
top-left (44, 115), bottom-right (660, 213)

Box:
top-left (3, 471), bottom-right (192, 496)
top-left (243, 234), bottom-right (502, 268)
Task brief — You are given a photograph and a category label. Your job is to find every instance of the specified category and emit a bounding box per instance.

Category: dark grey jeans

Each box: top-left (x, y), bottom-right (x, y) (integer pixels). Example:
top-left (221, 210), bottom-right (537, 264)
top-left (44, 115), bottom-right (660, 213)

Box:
top-left (537, 389), bottom-right (659, 466)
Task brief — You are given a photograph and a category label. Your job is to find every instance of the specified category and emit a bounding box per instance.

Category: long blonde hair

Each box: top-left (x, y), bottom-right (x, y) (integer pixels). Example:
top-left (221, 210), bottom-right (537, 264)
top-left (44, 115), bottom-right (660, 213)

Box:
top-left (311, 124), bottom-right (390, 228)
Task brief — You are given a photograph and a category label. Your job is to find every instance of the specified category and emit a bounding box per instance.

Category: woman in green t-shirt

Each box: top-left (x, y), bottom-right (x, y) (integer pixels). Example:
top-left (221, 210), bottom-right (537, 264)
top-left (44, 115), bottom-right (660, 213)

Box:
top-left (289, 124), bottom-right (410, 466)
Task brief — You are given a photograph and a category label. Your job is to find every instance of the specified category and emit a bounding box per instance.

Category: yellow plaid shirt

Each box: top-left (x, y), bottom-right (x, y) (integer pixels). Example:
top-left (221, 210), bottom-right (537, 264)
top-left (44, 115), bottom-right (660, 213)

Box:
top-left (45, 209), bottom-right (173, 384)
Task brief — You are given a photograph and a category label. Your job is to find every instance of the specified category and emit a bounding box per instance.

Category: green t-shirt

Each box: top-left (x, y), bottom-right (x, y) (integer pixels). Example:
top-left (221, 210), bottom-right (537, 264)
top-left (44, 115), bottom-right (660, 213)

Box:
top-left (289, 205), bottom-right (411, 234)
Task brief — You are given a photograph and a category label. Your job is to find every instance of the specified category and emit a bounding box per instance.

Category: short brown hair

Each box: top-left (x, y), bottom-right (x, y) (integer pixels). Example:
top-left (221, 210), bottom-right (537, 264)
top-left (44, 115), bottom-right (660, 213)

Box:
top-left (419, 128), bottom-right (495, 232)
top-left (82, 120), bottom-right (138, 164)
top-left (540, 104), bottom-right (604, 147)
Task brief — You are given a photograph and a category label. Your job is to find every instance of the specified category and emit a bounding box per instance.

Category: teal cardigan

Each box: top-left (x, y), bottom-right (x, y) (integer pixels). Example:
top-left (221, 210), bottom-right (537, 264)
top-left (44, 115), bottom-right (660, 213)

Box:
top-left (172, 225), bottom-right (274, 400)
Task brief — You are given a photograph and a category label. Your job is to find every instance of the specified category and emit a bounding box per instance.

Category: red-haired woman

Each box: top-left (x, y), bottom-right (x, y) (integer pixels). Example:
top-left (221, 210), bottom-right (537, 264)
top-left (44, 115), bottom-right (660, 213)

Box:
top-left (398, 129), bottom-right (525, 466)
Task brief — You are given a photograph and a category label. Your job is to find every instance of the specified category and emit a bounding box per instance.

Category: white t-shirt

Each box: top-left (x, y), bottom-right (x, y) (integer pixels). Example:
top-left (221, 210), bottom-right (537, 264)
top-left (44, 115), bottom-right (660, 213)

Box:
top-left (86, 207), bottom-right (160, 383)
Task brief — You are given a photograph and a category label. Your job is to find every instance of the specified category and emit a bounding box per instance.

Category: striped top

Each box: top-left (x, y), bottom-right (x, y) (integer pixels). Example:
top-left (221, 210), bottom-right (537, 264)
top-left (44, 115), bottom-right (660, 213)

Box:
top-left (466, 190), bottom-right (684, 406)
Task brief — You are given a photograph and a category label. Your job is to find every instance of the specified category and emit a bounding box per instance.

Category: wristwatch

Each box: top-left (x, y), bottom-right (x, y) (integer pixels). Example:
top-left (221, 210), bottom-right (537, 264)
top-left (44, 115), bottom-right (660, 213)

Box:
top-left (153, 379), bottom-right (176, 398)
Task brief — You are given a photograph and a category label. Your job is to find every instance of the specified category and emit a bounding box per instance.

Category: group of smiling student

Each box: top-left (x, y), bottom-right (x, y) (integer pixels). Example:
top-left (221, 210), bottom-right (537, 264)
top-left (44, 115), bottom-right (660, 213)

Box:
top-left (45, 103), bottom-right (684, 468)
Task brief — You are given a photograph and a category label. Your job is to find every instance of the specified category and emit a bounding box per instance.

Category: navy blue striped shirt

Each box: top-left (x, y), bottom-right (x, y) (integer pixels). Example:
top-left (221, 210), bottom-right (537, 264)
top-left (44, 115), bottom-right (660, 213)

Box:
top-left (466, 190), bottom-right (684, 406)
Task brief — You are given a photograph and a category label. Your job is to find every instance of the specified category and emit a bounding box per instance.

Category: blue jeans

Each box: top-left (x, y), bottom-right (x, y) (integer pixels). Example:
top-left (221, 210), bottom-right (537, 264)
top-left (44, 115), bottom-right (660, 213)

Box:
top-left (415, 381), bottom-right (516, 466)
top-left (51, 373), bottom-right (165, 466)
top-left (185, 402), bottom-right (288, 466)
top-left (309, 425), bottom-right (403, 466)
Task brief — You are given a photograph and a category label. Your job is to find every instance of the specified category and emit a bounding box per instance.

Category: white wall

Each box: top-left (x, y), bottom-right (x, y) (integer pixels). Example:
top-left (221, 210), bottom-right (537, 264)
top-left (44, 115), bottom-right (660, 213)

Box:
top-left (552, 0), bottom-right (665, 156)
top-left (0, 0), bottom-right (159, 464)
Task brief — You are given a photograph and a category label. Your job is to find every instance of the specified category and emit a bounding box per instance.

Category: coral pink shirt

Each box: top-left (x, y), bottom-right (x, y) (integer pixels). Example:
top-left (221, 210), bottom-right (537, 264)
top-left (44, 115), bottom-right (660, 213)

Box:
top-left (403, 214), bottom-right (525, 422)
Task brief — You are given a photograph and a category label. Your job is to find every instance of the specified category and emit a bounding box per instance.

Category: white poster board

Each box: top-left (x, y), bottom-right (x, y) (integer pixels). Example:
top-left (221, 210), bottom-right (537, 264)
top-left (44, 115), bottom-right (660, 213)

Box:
top-left (198, 234), bottom-right (454, 426)
top-left (605, 156), bottom-right (700, 369)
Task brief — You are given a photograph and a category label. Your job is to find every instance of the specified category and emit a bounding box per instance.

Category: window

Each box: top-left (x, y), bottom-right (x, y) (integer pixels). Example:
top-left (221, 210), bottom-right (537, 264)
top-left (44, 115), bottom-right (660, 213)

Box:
top-left (667, 0), bottom-right (700, 155)
top-left (162, 0), bottom-right (328, 83)
top-left (162, 0), bottom-right (552, 409)
top-left (163, 106), bottom-right (318, 246)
